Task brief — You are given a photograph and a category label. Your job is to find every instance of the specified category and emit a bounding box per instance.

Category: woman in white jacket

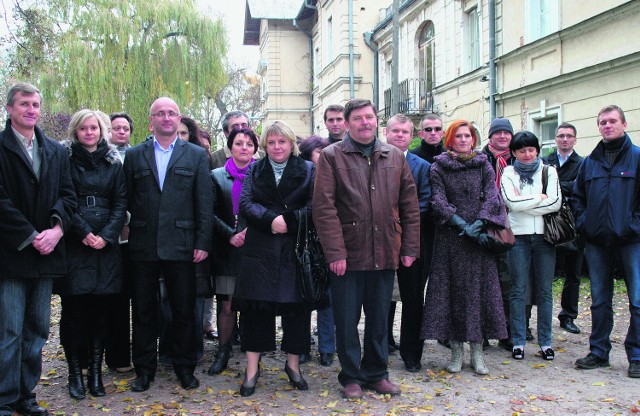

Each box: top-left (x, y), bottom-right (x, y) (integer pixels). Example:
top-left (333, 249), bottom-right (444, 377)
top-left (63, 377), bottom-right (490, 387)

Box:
top-left (500, 131), bottom-right (561, 361)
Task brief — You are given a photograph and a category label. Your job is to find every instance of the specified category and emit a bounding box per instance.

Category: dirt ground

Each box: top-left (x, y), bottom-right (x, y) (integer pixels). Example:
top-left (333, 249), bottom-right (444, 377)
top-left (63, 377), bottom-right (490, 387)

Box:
top-left (35, 280), bottom-right (640, 415)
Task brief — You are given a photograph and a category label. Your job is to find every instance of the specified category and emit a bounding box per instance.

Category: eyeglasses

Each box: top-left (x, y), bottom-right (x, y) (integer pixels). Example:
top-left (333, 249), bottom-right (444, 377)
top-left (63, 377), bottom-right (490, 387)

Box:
top-left (230, 123), bottom-right (249, 130)
top-left (423, 127), bottom-right (442, 132)
top-left (556, 134), bottom-right (576, 139)
top-left (150, 111), bottom-right (180, 119)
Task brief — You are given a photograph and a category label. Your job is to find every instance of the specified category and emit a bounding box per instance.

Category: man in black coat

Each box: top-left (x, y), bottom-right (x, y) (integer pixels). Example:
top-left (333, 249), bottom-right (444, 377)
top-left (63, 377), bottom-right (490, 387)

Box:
top-left (0, 82), bottom-right (77, 416)
top-left (123, 97), bottom-right (213, 392)
top-left (543, 122), bottom-right (584, 334)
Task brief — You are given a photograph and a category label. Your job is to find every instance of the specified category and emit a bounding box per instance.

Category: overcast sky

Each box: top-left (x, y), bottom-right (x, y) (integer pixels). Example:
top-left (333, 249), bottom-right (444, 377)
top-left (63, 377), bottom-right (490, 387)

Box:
top-left (198, 0), bottom-right (260, 71)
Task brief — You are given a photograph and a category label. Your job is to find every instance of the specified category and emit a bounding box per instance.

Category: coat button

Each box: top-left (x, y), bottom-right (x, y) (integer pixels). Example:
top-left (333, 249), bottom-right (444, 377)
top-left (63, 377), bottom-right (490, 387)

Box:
top-left (371, 184), bottom-right (375, 190)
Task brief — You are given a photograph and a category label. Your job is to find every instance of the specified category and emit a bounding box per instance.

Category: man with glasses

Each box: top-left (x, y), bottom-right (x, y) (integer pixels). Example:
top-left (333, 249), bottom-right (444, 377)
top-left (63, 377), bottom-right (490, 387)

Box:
top-left (543, 123), bottom-right (584, 334)
top-left (123, 97), bottom-right (213, 392)
top-left (411, 113), bottom-right (445, 163)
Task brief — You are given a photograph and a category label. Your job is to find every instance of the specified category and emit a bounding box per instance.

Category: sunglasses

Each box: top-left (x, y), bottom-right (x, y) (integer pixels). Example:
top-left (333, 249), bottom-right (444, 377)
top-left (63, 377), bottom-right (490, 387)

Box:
top-left (423, 127), bottom-right (442, 132)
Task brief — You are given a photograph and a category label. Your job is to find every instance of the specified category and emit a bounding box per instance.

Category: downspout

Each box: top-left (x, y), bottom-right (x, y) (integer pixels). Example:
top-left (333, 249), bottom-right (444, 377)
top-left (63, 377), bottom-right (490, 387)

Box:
top-left (348, 0), bottom-right (355, 98)
top-left (293, 17), bottom-right (314, 135)
top-left (363, 32), bottom-right (379, 110)
top-left (489, 0), bottom-right (496, 120)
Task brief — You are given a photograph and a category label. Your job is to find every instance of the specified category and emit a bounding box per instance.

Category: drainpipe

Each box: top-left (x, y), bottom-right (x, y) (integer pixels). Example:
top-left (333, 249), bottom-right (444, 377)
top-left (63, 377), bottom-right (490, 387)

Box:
top-left (364, 32), bottom-right (379, 110)
top-left (293, 17), bottom-right (314, 135)
top-left (348, 0), bottom-right (355, 98)
top-left (489, 0), bottom-right (496, 120)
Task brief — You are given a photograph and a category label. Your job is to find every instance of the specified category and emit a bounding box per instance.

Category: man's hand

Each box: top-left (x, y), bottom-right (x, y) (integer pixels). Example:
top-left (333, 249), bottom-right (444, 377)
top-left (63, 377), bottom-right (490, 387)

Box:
top-left (229, 229), bottom-right (247, 247)
top-left (401, 256), bottom-right (416, 267)
top-left (193, 249), bottom-right (208, 263)
top-left (271, 215), bottom-right (288, 234)
top-left (329, 259), bottom-right (347, 276)
top-left (32, 224), bottom-right (63, 255)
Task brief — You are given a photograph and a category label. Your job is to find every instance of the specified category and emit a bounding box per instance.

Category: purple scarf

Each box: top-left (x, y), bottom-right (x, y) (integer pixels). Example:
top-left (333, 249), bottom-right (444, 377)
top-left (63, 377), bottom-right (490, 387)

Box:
top-left (225, 157), bottom-right (254, 216)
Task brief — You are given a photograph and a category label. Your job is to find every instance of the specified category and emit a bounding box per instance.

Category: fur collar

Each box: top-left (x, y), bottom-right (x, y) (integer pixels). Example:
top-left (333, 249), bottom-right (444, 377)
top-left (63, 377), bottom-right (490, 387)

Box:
top-left (433, 151), bottom-right (488, 171)
top-left (252, 155), bottom-right (310, 203)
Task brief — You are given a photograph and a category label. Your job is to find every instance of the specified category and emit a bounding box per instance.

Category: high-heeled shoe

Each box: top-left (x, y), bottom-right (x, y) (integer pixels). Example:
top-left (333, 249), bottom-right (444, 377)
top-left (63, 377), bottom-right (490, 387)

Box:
top-left (284, 362), bottom-right (308, 391)
top-left (239, 369), bottom-right (260, 397)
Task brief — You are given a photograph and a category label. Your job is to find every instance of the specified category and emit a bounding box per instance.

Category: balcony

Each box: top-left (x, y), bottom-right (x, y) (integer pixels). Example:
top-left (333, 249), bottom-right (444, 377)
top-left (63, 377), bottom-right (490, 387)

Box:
top-left (382, 78), bottom-right (434, 120)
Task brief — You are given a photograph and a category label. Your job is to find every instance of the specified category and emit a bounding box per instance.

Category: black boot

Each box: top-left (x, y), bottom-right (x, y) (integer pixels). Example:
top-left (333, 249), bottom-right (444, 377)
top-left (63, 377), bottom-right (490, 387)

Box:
top-left (65, 348), bottom-right (86, 400)
top-left (208, 342), bottom-right (231, 375)
top-left (88, 339), bottom-right (106, 397)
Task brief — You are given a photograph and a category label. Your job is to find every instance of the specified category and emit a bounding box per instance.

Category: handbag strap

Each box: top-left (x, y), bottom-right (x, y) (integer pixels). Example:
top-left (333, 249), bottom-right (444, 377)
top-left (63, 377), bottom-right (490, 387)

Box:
top-left (541, 164), bottom-right (549, 194)
top-left (296, 208), bottom-right (310, 249)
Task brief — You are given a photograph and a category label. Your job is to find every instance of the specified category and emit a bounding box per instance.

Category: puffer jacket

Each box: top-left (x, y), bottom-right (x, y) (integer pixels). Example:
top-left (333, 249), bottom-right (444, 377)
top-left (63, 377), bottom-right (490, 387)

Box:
top-left (572, 134), bottom-right (640, 247)
top-left (312, 134), bottom-right (420, 271)
top-left (500, 162), bottom-right (562, 236)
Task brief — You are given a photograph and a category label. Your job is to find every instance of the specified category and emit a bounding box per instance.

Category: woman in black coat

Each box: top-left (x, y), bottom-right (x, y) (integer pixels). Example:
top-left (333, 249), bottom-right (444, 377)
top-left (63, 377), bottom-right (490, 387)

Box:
top-left (55, 109), bottom-right (127, 400)
top-left (206, 128), bottom-right (258, 376)
top-left (233, 121), bottom-right (315, 397)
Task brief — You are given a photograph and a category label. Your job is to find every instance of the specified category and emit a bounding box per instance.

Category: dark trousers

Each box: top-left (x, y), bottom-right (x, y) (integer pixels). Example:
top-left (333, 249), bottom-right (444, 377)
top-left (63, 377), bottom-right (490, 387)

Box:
top-left (331, 269), bottom-right (394, 386)
top-left (241, 309), bottom-right (309, 354)
top-left (60, 294), bottom-right (111, 350)
top-left (558, 247), bottom-right (584, 321)
top-left (105, 243), bottom-right (131, 368)
top-left (131, 260), bottom-right (196, 377)
top-left (496, 252), bottom-right (511, 337)
top-left (397, 258), bottom-right (426, 364)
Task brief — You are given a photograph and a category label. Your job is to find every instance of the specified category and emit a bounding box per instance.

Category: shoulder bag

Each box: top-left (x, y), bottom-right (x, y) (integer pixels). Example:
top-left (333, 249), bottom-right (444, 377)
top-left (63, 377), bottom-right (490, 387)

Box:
top-left (295, 208), bottom-right (330, 304)
top-left (541, 165), bottom-right (577, 246)
top-left (480, 166), bottom-right (516, 253)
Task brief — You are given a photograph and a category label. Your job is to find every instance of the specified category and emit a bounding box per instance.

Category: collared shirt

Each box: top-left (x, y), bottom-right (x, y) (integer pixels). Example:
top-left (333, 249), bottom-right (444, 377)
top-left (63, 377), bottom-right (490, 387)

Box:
top-left (12, 126), bottom-right (41, 177)
top-left (557, 151), bottom-right (573, 167)
top-left (153, 136), bottom-right (177, 190)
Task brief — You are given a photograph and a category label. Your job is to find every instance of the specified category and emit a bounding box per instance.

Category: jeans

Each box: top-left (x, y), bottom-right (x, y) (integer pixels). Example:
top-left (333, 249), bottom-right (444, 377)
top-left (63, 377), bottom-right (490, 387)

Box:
top-left (331, 269), bottom-right (394, 386)
top-left (0, 278), bottom-right (53, 408)
top-left (317, 291), bottom-right (336, 354)
top-left (508, 234), bottom-right (556, 347)
top-left (585, 242), bottom-right (640, 362)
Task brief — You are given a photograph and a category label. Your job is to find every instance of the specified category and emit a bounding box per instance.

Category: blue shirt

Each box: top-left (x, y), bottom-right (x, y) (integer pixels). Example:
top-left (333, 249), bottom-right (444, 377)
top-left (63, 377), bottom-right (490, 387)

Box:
top-left (153, 136), bottom-right (177, 190)
top-left (557, 151), bottom-right (572, 167)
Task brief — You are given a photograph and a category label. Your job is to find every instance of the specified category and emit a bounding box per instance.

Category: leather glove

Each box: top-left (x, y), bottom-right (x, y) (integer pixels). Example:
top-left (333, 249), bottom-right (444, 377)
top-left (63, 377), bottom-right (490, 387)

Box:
top-left (475, 232), bottom-right (492, 249)
top-left (461, 219), bottom-right (486, 240)
top-left (447, 214), bottom-right (469, 234)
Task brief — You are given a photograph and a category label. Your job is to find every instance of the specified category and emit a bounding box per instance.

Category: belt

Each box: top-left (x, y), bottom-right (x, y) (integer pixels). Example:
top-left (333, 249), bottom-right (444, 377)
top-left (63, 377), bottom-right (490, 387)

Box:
top-left (80, 195), bottom-right (111, 208)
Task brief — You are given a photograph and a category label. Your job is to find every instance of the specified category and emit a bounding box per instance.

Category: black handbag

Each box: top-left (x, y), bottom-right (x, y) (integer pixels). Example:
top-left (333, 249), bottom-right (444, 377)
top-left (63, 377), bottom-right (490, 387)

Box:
top-left (479, 166), bottom-right (515, 253)
top-left (541, 165), bottom-right (577, 246)
top-left (295, 208), bottom-right (329, 304)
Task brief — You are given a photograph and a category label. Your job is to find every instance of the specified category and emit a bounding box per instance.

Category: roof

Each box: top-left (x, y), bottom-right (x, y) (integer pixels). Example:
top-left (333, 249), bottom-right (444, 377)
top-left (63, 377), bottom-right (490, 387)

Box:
top-left (243, 0), bottom-right (317, 45)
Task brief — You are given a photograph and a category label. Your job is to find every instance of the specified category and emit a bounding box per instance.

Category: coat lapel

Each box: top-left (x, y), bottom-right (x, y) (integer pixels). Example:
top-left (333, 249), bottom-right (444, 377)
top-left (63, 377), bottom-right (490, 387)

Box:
top-left (141, 140), bottom-right (161, 190)
top-left (2, 128), bottom-right (38, 179)
top-left (167, 139), bottom-right (186, 171)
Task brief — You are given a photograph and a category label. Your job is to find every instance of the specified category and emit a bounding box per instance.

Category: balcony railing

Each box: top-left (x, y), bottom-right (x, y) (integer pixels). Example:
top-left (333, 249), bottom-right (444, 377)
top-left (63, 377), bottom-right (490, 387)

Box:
top-left (383, 78), bottom-right (434, 120)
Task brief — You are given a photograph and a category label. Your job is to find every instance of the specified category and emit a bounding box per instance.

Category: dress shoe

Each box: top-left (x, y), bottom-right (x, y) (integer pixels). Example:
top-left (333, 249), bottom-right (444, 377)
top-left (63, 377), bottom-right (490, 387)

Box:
top-left (298, 353), bottom-right (309, 364)
top-left (539, 347), bottom-right (555, 361)
top-left (176, 372), bottom-right (200, 390)
top-left (404, 361), bottom-right (422, 372)
top-left (560, 318), bottom-right (581, 334)
top-left (319, 352), bottom-right (334, 367)
top-left (437, 339), bottom-right (452, 349)
top-left (388, 340), bottom-right (399, 354)
top-left (341, 383), bottom-right (363, 399)
top-left (363, 378), bottom-right (400, 395)
top-left (239, 369), bottom-right (260, 397)
top-left (526, 327), bottom-right (534, 341)
top-left (575, 353), bottom-right (610, 370)
top-left (284, 362), bottom-right (308, 390)
top-left (13, 397), bottom-right (48, 416)
top-left (498, 338), bottom-right (513, 351)
top-left (130, 374), bottom-right (153, 392)
top-left (203, 329), bottom-right (218, 340)
top-left (629, 361), bottom-right (640, 378)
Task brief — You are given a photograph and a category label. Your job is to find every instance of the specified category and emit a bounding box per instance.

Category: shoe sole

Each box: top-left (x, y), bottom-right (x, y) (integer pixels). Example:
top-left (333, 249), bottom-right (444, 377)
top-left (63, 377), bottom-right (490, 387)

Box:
top-left (575, 362), bottom-right (610, 370)
top-left (362, 385), bottom-right (400, 396)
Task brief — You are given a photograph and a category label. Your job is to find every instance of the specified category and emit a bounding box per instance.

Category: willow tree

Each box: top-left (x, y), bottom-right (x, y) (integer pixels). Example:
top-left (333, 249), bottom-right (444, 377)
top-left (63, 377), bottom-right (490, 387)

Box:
top-left (14, 0), bottom-right (227, 143)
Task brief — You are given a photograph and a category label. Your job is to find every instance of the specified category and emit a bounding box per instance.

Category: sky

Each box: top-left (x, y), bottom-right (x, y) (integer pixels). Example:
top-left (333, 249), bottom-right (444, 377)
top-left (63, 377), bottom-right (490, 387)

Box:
top-left (197, 0), bottom-right (260, 71)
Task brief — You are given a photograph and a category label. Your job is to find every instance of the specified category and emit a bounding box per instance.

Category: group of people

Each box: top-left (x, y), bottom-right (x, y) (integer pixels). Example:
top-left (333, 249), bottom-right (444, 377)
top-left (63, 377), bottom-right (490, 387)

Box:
top-left (1, 80), bottom-right (639, 416)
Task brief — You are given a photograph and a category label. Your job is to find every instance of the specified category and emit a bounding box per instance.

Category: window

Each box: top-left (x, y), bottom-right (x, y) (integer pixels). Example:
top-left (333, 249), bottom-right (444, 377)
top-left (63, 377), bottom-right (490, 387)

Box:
top-left (465, 7), bottom-right (480, 71)
top-left (326, 16), bottom-right (333, 63)
top-left (526, 0), bottom-right (559, 42)
top-left (418, 22), bottom-right (435, 92)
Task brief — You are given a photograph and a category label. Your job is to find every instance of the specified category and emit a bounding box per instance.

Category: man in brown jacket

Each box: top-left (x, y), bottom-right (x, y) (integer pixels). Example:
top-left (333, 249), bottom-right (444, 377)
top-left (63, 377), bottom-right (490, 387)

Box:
top-left (313, 99), bottom-right (420, 399)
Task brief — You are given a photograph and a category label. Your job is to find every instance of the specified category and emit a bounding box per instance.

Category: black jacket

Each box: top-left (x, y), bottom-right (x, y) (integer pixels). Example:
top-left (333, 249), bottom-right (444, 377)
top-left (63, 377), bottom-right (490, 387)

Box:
top-left (234, 156), bottom-right (314, 309)
top-left (542, 150), bottom-right (583, 199)
top-left (210, 166), bottom-right (248, 278)
top-left (123, 138), bottom-right (213, 261)
top-left (0, 120), bottom-right (77, 279)
top-left (411, 141), bottom-right (445, 164)
top-left (55, 141), bottom-right (127, 295)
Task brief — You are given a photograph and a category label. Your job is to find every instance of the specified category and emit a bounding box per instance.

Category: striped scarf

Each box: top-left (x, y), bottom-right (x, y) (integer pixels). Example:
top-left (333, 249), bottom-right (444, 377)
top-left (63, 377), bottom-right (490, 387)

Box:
top-left (489, 143), bottom-right (510, 188)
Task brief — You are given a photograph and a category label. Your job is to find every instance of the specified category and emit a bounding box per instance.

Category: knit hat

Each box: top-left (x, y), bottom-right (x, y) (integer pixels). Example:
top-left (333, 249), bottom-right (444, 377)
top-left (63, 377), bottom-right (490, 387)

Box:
top-left (488, 118), bottom-right (514, 138)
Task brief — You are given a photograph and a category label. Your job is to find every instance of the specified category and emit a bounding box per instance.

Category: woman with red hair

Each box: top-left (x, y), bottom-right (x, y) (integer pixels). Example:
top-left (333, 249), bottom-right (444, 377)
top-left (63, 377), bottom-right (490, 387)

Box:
top-left (420, 119), bottom-right (509, 375)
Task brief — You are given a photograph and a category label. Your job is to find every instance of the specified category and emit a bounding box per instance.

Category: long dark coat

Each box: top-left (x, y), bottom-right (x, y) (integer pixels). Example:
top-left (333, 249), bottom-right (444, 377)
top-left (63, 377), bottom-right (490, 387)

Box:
top-left (233, 155), bottom-right (314, 314)
top-left (54, 141), bottom-right (127, 295)
top-left (421, 152), bottom-right (508, 342)
top-left (0, 120), bottom-right (77, 279)
top-left (210, 166), bottom-right (249, 278)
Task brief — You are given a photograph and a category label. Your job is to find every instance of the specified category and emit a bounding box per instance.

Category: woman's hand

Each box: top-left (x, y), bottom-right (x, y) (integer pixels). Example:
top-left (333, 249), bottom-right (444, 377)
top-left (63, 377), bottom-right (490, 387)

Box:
top-left (229, 229), bottom-right (247, 247)
top-left (89, 236), bottom-right (107, 250)
top-left (82, 232), bottom-right (98, 246)
top-left (271, 215), bottom-right (288, 234)
top-left (540, 194), bottom-right (548, 200)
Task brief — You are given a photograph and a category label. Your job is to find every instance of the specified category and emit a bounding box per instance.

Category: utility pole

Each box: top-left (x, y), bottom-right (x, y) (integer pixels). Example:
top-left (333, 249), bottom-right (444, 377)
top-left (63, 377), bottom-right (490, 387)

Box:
top-left (391, 0), bottom-right (400, 115)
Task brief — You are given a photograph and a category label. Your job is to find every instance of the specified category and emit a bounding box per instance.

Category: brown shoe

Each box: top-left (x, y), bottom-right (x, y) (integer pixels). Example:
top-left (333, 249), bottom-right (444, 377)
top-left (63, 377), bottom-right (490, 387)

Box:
top-left (363, 379), bottom-right (400, 395)
top-left (341, 383), bottom-right (363, 399)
